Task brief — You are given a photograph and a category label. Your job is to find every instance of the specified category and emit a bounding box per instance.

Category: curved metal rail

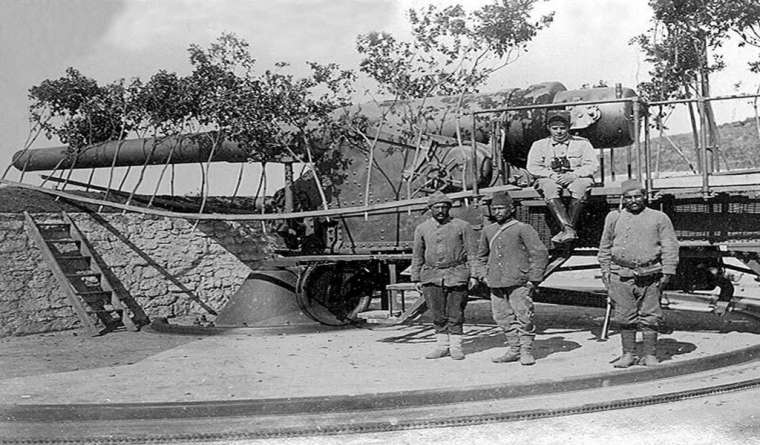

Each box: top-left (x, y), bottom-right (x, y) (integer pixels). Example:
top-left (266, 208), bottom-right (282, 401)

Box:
top-left (2, 341), bottom-right (760, 444)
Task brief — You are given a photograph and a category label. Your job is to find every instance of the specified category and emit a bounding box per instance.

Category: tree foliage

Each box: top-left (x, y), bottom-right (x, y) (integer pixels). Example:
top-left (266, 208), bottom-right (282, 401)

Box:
top-left (357, 0), bottom-right (553, 100)
top-left (27, 33), bottom-right (356, 167)
top-left (632, 0), bottom-right (760, 101)
top-left (28, 68), bottom-right (134, 151)
top-left (354, 0), bottom-right (552, 160)
top-left (26, 2), bottom-right (552, 202)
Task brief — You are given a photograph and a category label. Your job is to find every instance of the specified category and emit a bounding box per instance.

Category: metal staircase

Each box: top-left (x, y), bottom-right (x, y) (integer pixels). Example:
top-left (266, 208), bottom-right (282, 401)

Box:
top-left (24, 211), bottom-right (147, 336)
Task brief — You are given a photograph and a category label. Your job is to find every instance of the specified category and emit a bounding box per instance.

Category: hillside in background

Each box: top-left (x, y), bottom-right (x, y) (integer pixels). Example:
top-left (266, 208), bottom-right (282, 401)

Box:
top-left (607, 117), bottom-right (760, 175)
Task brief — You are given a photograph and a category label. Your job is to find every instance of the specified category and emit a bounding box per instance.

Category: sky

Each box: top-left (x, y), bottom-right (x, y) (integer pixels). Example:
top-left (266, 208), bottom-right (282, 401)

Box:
top-left (1, 0), bottom-right (758, 195)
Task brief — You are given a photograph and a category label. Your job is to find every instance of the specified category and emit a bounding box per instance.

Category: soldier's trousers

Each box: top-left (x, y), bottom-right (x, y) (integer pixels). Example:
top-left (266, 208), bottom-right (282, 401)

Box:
top-left (490, 285), bottom-right (535, 336)
top-left (608, 273), bottom-right (664, 328)
top-left (535, 177), bottom-right (594, 200)
top-left (422, 284), bottom-right (468, 335)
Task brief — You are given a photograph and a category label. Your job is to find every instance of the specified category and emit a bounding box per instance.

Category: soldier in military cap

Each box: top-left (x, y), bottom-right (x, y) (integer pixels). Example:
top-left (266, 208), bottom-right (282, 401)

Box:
top-left (598, 179), bottom-right (679, 367)
top-left (527, 110), bottom-right (599, 244)
top-left (411, 191), bottom-right (478, 360)
top-left (477, 191), bottom-right (548, 365)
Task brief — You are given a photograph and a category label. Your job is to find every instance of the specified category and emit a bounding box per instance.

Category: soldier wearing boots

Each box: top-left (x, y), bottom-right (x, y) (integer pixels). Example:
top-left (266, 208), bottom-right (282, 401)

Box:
top-left (477, 191), bottom-right (549, 365)
top-left (598, 179), bottom-right (679, 367)
top-left (411, 191), bottom-right (478, 360)
top-left (526, 110), bottom-right (599, 244)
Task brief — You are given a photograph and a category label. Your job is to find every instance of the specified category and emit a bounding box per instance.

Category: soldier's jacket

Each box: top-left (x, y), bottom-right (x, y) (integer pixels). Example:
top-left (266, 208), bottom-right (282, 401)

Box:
top-left (410, 217), bottom-right (478, 286)
top-left (598, 207), bottom-right (679, 277)
top-left (476, 220), bottom-right (549, 288)
top-left (526, 135), bottom-right (599, 179)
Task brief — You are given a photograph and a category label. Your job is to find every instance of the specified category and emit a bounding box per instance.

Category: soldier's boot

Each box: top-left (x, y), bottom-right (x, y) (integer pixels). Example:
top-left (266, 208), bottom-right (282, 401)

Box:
top-left (491, 333), bottom-right (521, 363)
top-left (425, 333), bottom-right (450, 359)
top-left (564, 198), bottom-right (586, 242)
top-left (546, 198), bottom-right (574, 244)
top-left (449, 334), bottom-right (465, 360)
top-left (519, 334), bottom-right (536, 366)
top-left (641, 328), bottom-right (659, 366)
top-left (613, 328), bottom-right (637, 368)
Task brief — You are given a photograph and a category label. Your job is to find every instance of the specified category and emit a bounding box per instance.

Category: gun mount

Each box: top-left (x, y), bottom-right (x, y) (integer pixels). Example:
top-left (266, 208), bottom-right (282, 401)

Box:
top-left (10, 82), bottom-right (653, 327)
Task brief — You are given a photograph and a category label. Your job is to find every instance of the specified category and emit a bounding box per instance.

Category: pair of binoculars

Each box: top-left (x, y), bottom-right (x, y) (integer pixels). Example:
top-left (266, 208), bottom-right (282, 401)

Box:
top-left (550, 156), bottom-right (571, 172)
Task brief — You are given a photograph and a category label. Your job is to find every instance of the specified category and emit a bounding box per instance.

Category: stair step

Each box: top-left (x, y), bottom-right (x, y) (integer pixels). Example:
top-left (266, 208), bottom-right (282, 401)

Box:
top-left (46, 238), bottom-right (80, 244)
top-left (77, 289), bottom-right (111, 300)
top-left (66, 272), bottom-right (101, 278)
top-left (56, 254), bottom-right (90, 260)
top-left (25, 211), bottom-right (146, 335)
top-left (76, 290), bottom-right (111, 296)
top-left (93, 308), bottom-right (120, 314)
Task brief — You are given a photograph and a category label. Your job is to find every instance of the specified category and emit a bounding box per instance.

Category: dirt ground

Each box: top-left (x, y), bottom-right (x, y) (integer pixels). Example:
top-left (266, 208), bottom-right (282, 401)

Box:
top-left (2, 300), bottom-right (756, 383)
top-left (0, 327), bottom-right (199, 379)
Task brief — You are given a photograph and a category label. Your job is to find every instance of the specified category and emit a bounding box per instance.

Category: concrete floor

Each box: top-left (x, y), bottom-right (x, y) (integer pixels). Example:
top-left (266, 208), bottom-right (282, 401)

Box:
top-left (1, 302), bottom-right (758, 405)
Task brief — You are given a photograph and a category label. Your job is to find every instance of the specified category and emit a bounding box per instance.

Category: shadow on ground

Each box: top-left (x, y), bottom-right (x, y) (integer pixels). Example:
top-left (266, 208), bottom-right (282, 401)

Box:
top-left (376, 299), bottom-right (758, 363)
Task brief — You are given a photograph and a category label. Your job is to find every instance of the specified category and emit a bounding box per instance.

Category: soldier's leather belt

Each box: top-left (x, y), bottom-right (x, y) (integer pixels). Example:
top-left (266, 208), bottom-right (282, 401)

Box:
top-left (612, 258), bottom-right (659, 269)
top-left (613, 258), bottom-right (662, 276)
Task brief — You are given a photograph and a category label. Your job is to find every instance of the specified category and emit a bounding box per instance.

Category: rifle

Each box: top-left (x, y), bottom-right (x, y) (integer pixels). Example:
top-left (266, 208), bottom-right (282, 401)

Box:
top-left (599, 296), bottom-right (612, 341)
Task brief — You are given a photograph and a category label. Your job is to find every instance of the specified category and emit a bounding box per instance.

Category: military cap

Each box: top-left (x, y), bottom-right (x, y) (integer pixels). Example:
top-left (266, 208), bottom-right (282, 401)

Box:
top-left (620, 179), bottom-right (644, 194)
top-left (546, 110), bottom-right (571, 126)
top-left (490, 191), bottom-right (513, 207)
top-left (427, 191), bottom-right (453, 207)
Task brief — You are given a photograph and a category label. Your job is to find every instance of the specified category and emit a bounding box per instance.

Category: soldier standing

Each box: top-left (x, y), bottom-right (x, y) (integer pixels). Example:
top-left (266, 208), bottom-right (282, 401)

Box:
top-left (598, 179), bottom-right (679, 367)
top-left (526, 110), bottom-right (599, 243)
top-left (477, 191), bottom-right (549, 365)
top-left (411, 191), bottom-right (478, 360)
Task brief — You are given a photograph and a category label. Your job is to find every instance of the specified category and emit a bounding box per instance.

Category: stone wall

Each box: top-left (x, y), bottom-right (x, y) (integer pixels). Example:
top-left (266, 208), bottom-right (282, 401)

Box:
top-left (0, 212), bottom-right (274, 337)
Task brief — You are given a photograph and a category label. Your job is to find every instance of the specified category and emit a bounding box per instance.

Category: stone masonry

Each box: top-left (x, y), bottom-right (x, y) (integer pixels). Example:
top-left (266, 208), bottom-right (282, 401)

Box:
top-left (0, 212), bottom-right (274, 337)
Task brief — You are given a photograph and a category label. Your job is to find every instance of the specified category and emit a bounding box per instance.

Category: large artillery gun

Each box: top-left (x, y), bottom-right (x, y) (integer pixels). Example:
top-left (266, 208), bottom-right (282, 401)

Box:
top-left (10, 81), bottom-right (759, 327)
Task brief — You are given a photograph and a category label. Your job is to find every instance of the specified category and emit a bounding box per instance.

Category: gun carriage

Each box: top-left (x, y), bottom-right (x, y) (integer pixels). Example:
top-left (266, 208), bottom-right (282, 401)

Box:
top-left (9, 82), bottom-right (760, 326)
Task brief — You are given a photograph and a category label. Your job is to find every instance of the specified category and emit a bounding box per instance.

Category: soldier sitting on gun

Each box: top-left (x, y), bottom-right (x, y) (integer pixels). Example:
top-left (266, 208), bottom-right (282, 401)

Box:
top-left (527, 110), bottom-right (599, 244)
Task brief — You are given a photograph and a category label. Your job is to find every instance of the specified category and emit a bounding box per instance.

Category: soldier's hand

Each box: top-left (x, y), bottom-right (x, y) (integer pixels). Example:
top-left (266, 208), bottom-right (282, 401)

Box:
top-left (659, 274), bottom-right (673, 289)
top-left (601, 271), bottom-right (611, 289)
top-left (557, 173), bottom-right (577, 186)
top-left (414, 282), bottom-right (423, 293)
top-left (468, 277), bottom-right (479, 290)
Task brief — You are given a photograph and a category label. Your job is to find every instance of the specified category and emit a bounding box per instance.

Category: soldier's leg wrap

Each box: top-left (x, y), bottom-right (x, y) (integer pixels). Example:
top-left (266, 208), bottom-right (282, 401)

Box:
top-left (490, 287), bottom-right (520, 363)
top-left (425, 333), bottom-right (450, 359)
top-left (423, 285), bottom-right (449, 359)
top-left (449, 334), bottom-right (465, 360)
top-left (609, 274), bottom-right (638, 368)
top-left (614, 326), bottom-right (637, 368)
top-left (641, 327), bottom-right (659, 366)
top-left (639, 275), bottom-right (664, 366)
top-left (445, 286), bottom-right (468, 360)
top-left (510, 285), bottom-right (537, 366)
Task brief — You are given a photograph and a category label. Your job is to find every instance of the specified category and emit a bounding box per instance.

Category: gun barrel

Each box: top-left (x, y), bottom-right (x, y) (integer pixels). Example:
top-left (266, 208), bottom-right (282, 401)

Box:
top-left (12, 135), bottom-right (250, 171)
top-left (11, 82), bottom-right (637, 172)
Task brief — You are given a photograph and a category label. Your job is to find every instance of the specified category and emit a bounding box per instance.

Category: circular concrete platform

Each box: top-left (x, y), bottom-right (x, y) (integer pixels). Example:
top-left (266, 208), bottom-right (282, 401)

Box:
top-left (0, 302), bottom-right (758, 407)
top-left (2, 303), bottom-right (759, 443)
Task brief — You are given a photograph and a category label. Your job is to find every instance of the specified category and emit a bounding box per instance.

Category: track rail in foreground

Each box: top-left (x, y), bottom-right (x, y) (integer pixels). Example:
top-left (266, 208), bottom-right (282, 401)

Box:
top-left (2, 347), bottom-right (760, 444)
